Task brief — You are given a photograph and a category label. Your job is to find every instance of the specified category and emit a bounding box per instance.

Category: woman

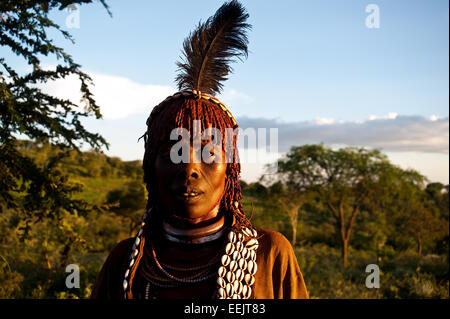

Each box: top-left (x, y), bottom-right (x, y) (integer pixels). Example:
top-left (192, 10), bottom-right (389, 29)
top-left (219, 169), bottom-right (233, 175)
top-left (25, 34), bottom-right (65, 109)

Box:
top-left (91, 0), bottom-right (308, 300)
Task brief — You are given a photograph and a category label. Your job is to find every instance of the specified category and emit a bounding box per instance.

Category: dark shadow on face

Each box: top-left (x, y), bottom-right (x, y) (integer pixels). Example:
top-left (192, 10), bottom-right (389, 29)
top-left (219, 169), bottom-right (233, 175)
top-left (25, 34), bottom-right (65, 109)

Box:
top-left (154, 137), bottom-right (227, 225)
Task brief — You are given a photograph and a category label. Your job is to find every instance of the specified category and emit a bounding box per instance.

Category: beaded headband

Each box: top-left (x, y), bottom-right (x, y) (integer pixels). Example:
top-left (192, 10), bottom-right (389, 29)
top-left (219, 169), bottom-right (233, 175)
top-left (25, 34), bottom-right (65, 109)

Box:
top-left (145, 89), bottom-right (238, 132)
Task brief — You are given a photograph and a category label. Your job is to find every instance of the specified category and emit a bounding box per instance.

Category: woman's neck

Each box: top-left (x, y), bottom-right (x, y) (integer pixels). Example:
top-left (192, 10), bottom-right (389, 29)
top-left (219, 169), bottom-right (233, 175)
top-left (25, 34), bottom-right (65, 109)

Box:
top-left (164, 203), bottom-right (221, 229)
top-left (161, 208), bottom-right (226, 245)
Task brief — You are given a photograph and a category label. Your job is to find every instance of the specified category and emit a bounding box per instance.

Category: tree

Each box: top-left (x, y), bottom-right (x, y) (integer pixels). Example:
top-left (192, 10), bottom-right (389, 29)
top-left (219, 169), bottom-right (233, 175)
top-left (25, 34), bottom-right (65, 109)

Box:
top-left (398, 182), bottom-right (449, 255)
top-left (425, 183), bottom-right (449, 221)
top-left (403, 205), bottom-right (444, 256)
top-left (107, 181), bottom-right (146, 236)
top-left (275, 144), bottom-right (402, 267)
top-left (260, 180), bottom-right (313, 247)
top-left (0, 1), bottom-right (110, 225)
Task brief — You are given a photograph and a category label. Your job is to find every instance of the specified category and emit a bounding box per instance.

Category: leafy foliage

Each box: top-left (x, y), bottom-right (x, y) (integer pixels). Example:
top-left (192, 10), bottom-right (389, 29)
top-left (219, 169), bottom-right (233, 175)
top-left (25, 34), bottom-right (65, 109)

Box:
top-left (0, 142), bottom-right (448, 298)
top-left (0, 0), bottom-right (109, 223)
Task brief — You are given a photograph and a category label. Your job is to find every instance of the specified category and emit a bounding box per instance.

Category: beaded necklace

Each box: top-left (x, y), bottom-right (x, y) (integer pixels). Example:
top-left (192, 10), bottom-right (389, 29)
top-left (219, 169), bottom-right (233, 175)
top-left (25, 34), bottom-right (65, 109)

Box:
top-left (123, 208), bottom-right (259, 299)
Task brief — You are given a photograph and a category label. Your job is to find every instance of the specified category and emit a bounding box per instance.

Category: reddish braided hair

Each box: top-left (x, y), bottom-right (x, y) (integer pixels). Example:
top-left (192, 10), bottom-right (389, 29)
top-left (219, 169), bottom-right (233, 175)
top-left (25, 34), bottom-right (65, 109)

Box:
top-left (142, 94), bottom-right (252, 231)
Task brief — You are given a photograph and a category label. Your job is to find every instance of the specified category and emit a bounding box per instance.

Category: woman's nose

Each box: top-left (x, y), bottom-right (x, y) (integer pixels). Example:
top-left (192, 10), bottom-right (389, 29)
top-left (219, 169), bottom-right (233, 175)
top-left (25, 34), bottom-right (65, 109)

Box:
top-left (183, 145), bottom-right (201, 179)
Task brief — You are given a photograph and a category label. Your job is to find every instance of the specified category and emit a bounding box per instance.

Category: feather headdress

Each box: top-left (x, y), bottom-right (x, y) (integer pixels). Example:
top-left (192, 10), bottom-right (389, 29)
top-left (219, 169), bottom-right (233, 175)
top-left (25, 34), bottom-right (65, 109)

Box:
top-left (126, 2), bottom-right (253, 300)
top-left (175, 0), bottom-right (251, 96)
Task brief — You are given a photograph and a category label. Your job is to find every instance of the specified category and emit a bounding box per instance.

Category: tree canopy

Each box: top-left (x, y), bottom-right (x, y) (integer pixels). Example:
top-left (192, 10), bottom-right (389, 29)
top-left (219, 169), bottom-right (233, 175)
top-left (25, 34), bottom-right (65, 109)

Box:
top-left (0, 0), bottom-right (110, 224)
top-left (271, 144), bottom-right (434, 267)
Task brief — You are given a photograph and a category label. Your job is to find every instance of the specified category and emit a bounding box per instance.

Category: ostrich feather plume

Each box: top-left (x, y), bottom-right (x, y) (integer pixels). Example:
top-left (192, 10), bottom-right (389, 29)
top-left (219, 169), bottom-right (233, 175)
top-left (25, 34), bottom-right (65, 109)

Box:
top-left (175, 0), bottom-right (251, 96)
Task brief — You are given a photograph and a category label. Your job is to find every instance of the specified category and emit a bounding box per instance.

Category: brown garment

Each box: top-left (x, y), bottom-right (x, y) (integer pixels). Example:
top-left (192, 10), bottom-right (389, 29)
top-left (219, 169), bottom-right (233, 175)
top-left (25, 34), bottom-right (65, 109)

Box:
top-left (91, 228), bottom-right (309, 299)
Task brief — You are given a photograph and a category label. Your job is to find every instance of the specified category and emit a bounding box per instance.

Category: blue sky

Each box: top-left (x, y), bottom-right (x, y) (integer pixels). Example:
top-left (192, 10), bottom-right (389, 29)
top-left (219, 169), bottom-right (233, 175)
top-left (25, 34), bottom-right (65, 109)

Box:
top-left (2, 0), bottom-right (448, 183)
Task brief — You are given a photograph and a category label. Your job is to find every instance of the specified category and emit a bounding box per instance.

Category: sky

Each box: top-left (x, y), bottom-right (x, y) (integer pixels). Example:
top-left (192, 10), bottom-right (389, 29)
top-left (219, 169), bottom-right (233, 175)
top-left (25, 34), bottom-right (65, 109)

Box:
top-left (2, 0), bottom-right (449, 184)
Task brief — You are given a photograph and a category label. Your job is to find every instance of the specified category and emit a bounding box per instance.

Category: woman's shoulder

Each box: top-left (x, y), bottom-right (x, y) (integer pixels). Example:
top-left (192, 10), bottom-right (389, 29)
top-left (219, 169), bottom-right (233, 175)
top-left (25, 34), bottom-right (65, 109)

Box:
top-left (253, 227), bottom-right (294, 256)
top-left (105, 237), bottom-right (135, 264)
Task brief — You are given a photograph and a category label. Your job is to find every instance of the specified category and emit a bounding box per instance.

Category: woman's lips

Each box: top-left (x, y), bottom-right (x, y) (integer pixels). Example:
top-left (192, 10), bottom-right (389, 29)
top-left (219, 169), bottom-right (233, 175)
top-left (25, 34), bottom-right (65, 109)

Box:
top-left (175, 189), bottom-right (204, 202)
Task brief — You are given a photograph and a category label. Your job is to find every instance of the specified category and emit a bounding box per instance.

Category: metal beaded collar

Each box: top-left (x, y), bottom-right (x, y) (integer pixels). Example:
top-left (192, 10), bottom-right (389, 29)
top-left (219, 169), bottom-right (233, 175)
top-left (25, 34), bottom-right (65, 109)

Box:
top-left (122, 208), bottom-right (259, 299)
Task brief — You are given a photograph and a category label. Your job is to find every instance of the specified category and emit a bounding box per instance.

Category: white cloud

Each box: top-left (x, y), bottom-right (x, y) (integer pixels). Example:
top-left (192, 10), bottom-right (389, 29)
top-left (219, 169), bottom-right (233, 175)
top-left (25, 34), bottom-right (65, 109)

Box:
top-left (220, 88), bottom-right (253, 105)
top-left (237, 115), bottom-right (449, 154)
top-left (314, 117), bottom-right (337, 125)
top-left (429, 114), bottom-right (443, 121)
top-left (39, 71), bottom-right (254, 120)
top-left (235, 115), bottom-right (449, 183)
top-left (369, 112), bottom-right (398, 121)
top-left (37, 69), bottom-right (447, 183)
top-left (38, 70), bottom-right (176, 119)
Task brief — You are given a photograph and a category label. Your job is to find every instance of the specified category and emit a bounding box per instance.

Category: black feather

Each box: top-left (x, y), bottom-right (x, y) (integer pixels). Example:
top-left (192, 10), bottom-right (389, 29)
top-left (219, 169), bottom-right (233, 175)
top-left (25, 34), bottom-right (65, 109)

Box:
top-left (175, 0), bottom-right (251, 96)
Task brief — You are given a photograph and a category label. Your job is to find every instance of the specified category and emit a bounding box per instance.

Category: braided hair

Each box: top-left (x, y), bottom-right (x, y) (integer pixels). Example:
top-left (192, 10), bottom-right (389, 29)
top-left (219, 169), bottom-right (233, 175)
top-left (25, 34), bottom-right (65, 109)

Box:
top-left (142, 94), bottom-right (252, 231)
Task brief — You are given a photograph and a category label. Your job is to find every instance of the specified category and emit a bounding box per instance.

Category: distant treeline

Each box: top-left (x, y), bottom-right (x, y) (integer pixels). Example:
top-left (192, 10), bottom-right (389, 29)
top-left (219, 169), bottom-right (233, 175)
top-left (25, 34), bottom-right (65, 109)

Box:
top-left (0, 141), bottom-right (448, 298)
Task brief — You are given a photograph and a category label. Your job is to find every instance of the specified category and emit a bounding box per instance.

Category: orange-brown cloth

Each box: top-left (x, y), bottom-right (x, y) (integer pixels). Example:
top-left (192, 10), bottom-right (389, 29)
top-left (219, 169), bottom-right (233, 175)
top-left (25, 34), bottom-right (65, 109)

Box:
top-left (91, 228), bottom-right (309, 299)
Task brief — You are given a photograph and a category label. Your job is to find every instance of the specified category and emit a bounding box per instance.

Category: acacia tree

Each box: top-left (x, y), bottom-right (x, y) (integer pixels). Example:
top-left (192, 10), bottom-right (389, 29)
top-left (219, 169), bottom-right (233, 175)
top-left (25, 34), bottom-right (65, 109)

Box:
top-left (0, 1), bottom-right (110, 227)
top-left (261, 180), bottom-right (311, 246)
top-left (275, 144), bottom-right (400, 267)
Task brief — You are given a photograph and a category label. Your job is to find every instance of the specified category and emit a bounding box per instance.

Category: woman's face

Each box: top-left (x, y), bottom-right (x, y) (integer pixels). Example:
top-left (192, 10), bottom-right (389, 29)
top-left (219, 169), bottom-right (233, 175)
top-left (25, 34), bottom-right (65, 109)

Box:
top-left (154, 136), bottom-right (227, 224)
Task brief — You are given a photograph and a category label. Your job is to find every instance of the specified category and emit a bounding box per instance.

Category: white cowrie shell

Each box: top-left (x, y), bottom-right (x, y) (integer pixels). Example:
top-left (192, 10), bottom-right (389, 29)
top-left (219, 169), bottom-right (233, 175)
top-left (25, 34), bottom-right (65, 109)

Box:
top-left (232, 250), bottom-right (240, 260)
top-left (123, 280), bottom-right (128, 290)
top-left (243, 227), bottom-right (253, 237)
top-left (250, 250), bottom-right (257, 261)
top-left (226, 271), bottom-right (236, 283)
top-left (226, 282), bottom-right (234, 296)
top-left (252, 228), bottom-right (258, 237)
top-left (218, 287), bottom-right (226, 299)
top-left (235, 269), bottom-right (243, 282)
top-left (238, 258), bottom-right (247, 270)
top-left (137, 228), bottom-right (143, 237)
top-left (245, 238), bottom-right (258, 250)
top-left (228, 231), bottom-right (236, 243)
top-left (237, 233), bottom-right (244, 242)
top-left (129, 259), bottom-right (135, 267)
top-left (244, 274), bottom-right (255, 286)
top-left (243, 285), bottom-right (252, 299)
top-left (229, 260), bottom-right (238, 272)
top-left (248, 260), bottom-right (258, 275)
top-left (217, 277), bottom-right (226, 288)
top-left (241, 248), bottom-right (249, 259)
top-left (218, 266), bottom-right (226, 277)
top-left (124, 269), bottom-right (129, 278)
top-left (232, 294), bottom-right (239, 299)
top-left (225, 242), bottom-right (235, 255)
top-left (234, 281), bottom-right (243, 295)
top-left (236, 241), bottom-right (243, 252)
top-left (135, 237), bottom-right (140, 246)
top-left (242, 285), bottom-right (250, 299)
top-left (133, 249), bottom-right (139, 257)
top-left (221, 255), bottom-right (231, 267)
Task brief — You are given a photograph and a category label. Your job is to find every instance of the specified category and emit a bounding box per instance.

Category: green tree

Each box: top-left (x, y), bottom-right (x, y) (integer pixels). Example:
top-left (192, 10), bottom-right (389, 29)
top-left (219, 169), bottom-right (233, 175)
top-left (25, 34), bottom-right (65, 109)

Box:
top-left (275, 144), bottom-right (403, 267)
top-left (395, 182), bottom-right (449, 256)
top-left (0, 1), bottom-right (110, 224)
top-left (262, 180), bottom-right (312, 247)
top-left (107, 181), bottom-right (146, 236)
